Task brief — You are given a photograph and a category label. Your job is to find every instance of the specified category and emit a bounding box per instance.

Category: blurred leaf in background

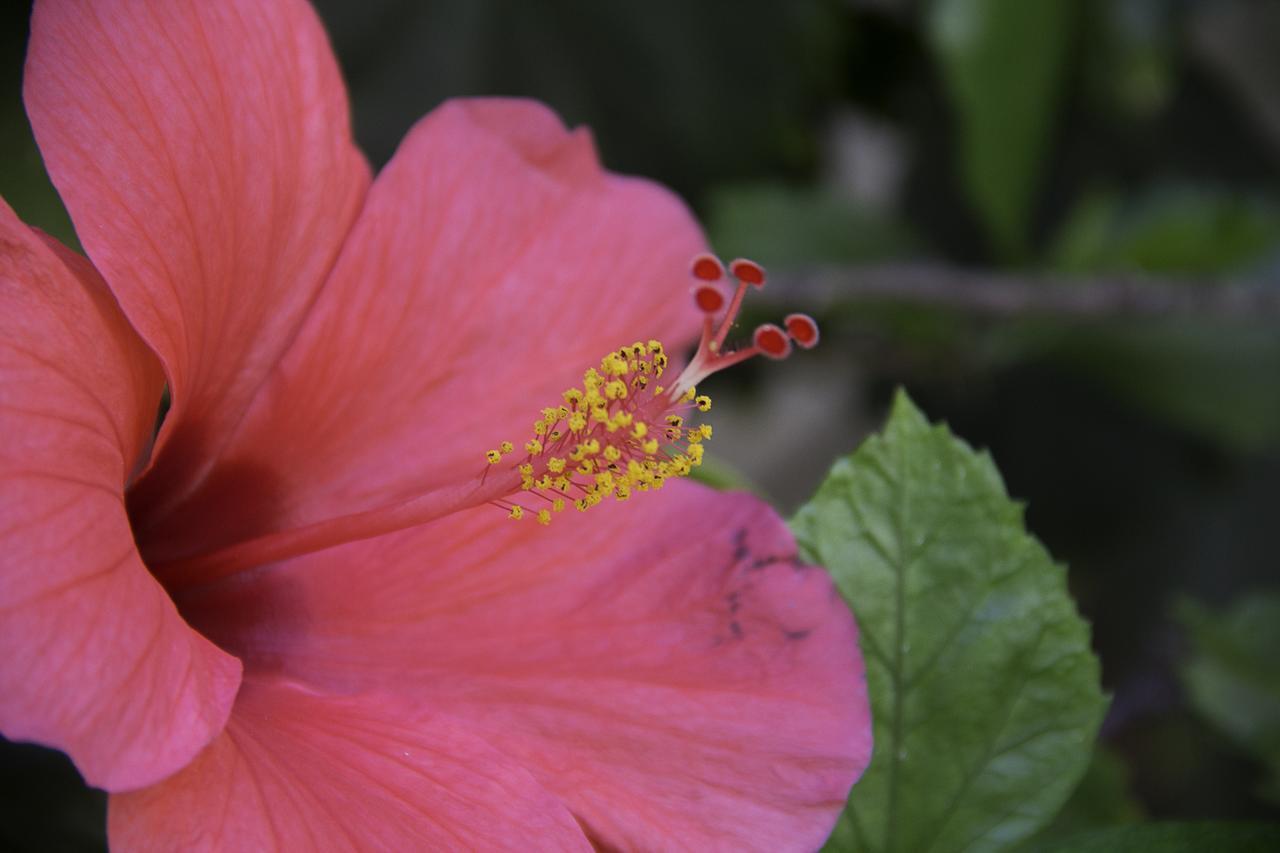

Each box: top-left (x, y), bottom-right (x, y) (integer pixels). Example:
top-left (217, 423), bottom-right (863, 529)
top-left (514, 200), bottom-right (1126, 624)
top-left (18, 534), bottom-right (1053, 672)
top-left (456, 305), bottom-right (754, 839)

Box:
top-left (926, 0), bottom-right (1077, 260)
top-left (793, 392), bottom-right (1106, 852)
top-left (314, 0), bottom-right (845, 200)
top-left (1036, 186), bottom-right (1280, 453)
top-left (1178, 593), bottom-right (1280, 804)
top-left (0, 2), bottom-right (75, 245)
top-left (707, 183), bottom-right (919, 267)
top-left (1031, 821), bottom-right (1280, 852)
top-left (1029, 747), bottom-right (1144, 845)
top-left (1050, 188), bottom-right (1280, 276)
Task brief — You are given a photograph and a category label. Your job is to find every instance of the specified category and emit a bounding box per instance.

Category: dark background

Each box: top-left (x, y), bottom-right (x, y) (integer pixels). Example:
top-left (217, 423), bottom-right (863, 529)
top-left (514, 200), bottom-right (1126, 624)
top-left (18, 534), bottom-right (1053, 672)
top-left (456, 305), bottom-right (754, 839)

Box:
top-left (3, 0), bottom-right (1278, 848)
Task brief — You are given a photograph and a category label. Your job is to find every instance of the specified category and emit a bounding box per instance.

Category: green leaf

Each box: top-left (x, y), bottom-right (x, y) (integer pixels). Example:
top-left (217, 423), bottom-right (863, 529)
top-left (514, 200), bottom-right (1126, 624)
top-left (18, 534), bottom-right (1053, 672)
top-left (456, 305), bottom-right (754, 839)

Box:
top-left (927, 0), bottom-right (1076, 259)
top-left (1177, 593), bottom-right (1280, 803)
top-left (793, 391), bottom-right (1106, 852)
top-left (1032, 822), bottom-right (1280, 853)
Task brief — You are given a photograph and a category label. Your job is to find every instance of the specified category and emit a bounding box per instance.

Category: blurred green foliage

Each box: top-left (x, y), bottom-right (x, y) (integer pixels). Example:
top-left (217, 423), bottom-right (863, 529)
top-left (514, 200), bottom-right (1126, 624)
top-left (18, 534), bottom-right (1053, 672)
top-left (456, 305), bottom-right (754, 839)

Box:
top-left (1032, 821), bottom-right (1280, 852)
top-left (1051, 188), bottom-right (1280, 276)
top-left (1179, 593), bottom-right (1280, 804)
top-left (927, 0), bottom-right (1077, 260)
top-left (708, 184), bottom-right (918, 267)
top-left (1030, 748), bottom-right (1145, 845)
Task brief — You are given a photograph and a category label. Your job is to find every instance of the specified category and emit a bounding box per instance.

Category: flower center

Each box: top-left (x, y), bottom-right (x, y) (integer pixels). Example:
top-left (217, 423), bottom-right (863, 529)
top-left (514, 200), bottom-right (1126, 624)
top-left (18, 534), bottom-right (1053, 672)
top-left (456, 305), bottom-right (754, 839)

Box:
top-left (482, 254), bottom-right (819, 526)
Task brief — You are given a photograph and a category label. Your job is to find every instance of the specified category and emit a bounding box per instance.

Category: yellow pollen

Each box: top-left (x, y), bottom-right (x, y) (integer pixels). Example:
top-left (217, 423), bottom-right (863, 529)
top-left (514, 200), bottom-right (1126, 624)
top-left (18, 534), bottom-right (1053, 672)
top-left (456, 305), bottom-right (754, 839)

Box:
top-left (486, 449), bottom-right (502, 464)
top-left (483, 334), bottom-right (738, 528)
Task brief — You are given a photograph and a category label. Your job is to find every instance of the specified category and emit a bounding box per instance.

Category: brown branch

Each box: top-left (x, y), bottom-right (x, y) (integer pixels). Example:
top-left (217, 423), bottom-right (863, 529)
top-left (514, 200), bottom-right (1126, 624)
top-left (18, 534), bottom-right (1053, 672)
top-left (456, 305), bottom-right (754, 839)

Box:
top-left (764, 264), bottom-right (1280, 321)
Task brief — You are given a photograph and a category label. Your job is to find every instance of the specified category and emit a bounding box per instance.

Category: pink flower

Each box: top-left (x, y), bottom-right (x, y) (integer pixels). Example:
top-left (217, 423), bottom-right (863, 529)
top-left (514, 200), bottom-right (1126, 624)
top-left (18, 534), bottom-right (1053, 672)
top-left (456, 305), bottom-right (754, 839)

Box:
top-left (1, 0), bottom-right (871, 848)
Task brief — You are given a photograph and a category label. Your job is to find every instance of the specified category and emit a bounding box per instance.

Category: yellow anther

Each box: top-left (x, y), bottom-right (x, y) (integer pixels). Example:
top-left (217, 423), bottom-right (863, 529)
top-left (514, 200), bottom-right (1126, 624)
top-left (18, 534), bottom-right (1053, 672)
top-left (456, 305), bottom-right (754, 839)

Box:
top-left (508, 506), bottom-right (524, 520)
top-left (601, 354), bottom-right (628, 377)
top-left (486, 449), bottom-right (502, 464)
top-left (490, 333), bottom-right (736, 528)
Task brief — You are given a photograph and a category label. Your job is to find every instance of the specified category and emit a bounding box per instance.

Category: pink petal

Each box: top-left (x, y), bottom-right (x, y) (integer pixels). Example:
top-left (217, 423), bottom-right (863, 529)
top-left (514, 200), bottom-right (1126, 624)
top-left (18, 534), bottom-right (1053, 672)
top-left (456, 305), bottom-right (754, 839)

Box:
top-left (140, 98), bottom-right (706, 566)
top-left (23, 0), bottom-right (371, 539)
top-left (109, 678), bottom-right (590, 851)
top-left (181, 484), bottom-right (871, 849)
top-left (0, 200), bottom-right (240, 791)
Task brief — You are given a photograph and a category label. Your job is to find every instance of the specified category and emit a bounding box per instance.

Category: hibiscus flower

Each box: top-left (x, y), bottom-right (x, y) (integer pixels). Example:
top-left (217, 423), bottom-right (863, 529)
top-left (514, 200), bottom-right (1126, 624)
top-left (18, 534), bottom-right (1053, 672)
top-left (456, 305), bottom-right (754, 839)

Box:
top-left (0, 0), bottom-right (871, 848)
